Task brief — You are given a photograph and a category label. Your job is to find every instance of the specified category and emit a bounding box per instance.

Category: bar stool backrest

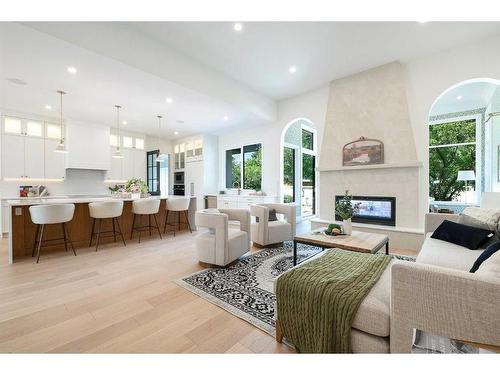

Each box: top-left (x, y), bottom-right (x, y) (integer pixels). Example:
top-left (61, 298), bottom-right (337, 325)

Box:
top-left (132, 198), bottom-right (160, 215)
top-left (29, 204), bottom-right (75, 225)
top-left (166, 197), bottom-right (190, 211)
top-left (89, 200), bottom-right (124, 219)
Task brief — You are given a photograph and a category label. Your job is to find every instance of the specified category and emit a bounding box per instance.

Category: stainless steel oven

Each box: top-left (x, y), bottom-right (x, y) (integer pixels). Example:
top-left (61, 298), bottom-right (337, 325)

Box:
top-left (174, 172), bottom-right (184, 184)
top-left (173, 184), bottom-right (185, 196)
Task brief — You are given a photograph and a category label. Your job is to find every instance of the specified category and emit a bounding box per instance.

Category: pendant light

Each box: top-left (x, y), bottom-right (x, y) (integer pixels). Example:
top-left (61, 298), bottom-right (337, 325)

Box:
top-left (54, 90), bottom-right (68, 153)
top-left (155, 115), bottom-right (164, 163)
top-left (112, 105), bottom-right (124, 159)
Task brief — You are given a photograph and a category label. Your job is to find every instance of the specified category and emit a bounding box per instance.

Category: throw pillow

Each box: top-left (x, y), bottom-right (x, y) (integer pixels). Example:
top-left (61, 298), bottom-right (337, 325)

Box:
top-left (458, 207), bottom-right (500, 241)
top-left (470, 242), bottom-right (500, 273)
top-left (475, 249), bottom-right (500, 280)
top-left (256, 208), bottom-right (278, 223)
top-left (431, 220), bottom-right (494, 250)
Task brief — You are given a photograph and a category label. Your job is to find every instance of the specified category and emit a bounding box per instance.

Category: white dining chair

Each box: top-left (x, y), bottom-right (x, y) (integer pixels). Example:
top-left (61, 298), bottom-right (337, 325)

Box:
top-left (29, 204), bottom-right (76, 263)
top-left (88, 200), bottom-right (126, 251)
top-left (130, 198), bottom-right (162, 242)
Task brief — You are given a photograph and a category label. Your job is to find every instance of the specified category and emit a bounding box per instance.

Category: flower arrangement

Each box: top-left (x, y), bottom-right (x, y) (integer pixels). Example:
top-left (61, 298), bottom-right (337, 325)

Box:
top-left (335, 190), bottom-right (361, 220)
top-left (125, 178), bottom-right (148, 195)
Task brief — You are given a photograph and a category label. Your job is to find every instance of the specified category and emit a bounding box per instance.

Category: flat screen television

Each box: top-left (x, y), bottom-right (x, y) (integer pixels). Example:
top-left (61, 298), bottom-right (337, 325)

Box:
top-left (335, 195), bottom-right (396, 226)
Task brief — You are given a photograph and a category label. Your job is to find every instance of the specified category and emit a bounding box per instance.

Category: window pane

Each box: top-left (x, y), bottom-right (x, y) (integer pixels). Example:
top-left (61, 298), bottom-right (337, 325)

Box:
top-left (243, 144), bottom-right (262, 190)
top-left (122, 136), bottom-right (133, 148)
top-left (429, 119), bottom-right (475, 146)
top-left (4, 117), bottom-right (22, 134)
top-left (283, 147), bottom-right (295, 203)
top-left (135, 138), bottom-right (144, 150)
top-left (46, 124), bottom-right (61, 139)
top-left (225, 148), bottom-right (241, 189)
top-left (302, 129), bottom-right (314, 150)
top-left (429, 144), bottom-right (476, 202)
top-left (110, 134), bottom-right (118, 147)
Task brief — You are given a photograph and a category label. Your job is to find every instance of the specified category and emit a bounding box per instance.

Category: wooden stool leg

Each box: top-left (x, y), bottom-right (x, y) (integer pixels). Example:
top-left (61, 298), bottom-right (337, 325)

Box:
top-left (36, 224), bottom-right (45, 264)
top-left (130, 214), bottom-right (136, 240)
top-left (163, 210), bottom-right (169, 233)
top-left (32, 224), bottom-right (40, 257)
top-left (275, 318), bottom-right (283, 343)
top-left (62, 223), bottom-right (68, 252)
top-left (89, 218), bottom-right (95, 247)
top-left (95, 219), bottom-right (102, 252)
top-left (112, 217), bottom-right (117, 242)
top-left (153, 213), bottom-right (162, 239)
top-left (64, 223), bottom-right (77, 256)
top-left (115, 218), bottom-right (126, 246)
top-left (148, 215), bottom-right (152, 236)
top-left (178, 211), bottom-right (181, 232)
top-left (184, 210), bottom-right (192, 233)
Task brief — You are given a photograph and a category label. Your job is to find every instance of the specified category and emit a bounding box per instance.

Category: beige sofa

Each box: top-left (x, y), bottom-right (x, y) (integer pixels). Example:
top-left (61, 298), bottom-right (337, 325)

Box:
top-left (276, 194), bottom-right (500, 353)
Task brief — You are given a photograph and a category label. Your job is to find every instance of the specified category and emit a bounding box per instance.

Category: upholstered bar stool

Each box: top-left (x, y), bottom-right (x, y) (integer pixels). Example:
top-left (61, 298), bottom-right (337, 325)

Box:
top-left (88, 200), bottom-right (126, 251)
top-left (29, 204), bottom-right (77, 263)
top-left (164, 197), bottom-right (192, 237)
top-left (130, 198), bottom-right (162, 242)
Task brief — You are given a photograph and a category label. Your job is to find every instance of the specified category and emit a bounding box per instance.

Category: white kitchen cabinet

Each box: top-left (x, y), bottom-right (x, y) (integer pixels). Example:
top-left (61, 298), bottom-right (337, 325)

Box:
top-left (107, 149), bottom-right (124, 181)
top-left (108, 148), bottom-right (145, 182)
top-left (44, 139), bottom-right (66, 179)
top-left (133, 150), bottom-right (146, 180)
top-left (217, 195), bottom-right (279, 210)
top-left (24, 137), bottom-right (45, 179)
top-left (2, 134), bottom-right (25, 178)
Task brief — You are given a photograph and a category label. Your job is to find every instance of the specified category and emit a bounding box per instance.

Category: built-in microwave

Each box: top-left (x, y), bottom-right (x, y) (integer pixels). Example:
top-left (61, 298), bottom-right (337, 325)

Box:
top-left (174, 172), bottom-right (184, 184)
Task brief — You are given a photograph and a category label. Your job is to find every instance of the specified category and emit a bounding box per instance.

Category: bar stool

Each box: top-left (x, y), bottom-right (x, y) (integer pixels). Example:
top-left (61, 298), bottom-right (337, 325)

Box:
top-left (88, 200), bottom-right (126, 251)
top-left (164, 197), bottom-right (192, 237)
top-left (130, 199), bottom-right (162, 242)
top-left (29, 204), bottom-right (76, 263)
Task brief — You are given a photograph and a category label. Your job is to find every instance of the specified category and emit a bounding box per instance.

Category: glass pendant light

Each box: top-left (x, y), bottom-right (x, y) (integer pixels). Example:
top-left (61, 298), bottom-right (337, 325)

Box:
top-left (54, 90), bottom-right (68, 153)
top-left (155, 115), bottom-right (164, 163)
top-left (112, 105), bottom-right (124, 159)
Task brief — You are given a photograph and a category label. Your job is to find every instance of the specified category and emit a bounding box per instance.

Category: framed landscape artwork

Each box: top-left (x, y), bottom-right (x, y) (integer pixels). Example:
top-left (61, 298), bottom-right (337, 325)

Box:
top-left (342, 137), bottom-right (384, 166)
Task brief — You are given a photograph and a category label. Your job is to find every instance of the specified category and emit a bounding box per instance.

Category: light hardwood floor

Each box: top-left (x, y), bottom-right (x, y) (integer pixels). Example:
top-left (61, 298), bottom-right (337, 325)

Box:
top-left (0, 222), bottom-right (417, 353)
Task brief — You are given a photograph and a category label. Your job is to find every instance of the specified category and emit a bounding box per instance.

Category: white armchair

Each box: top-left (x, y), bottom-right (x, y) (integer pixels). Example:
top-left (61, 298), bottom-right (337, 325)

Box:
top-left (250, 203), bottom-right (296, 247)
top-left (195, 209), bottom-right (251, 266)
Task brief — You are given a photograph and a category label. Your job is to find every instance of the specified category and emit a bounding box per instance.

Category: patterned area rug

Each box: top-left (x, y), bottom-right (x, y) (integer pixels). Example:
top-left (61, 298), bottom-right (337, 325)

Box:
top-left (175, 242), bottom-right (415, 336)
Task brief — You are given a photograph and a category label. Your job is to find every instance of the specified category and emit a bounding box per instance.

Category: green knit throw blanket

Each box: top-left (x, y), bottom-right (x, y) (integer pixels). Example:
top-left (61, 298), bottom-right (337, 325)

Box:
top-left (276, 249), bottom-right (391, 353)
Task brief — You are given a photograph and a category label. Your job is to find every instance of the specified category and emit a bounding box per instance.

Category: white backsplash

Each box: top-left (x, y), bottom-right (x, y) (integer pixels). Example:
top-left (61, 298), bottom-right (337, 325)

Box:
top-left (1, 169), bottom-right (109, 198)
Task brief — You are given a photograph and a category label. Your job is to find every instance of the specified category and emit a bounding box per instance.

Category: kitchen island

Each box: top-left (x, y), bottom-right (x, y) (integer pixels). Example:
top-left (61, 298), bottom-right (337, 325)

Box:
top-left (6, 195), bottom-right (197, 264)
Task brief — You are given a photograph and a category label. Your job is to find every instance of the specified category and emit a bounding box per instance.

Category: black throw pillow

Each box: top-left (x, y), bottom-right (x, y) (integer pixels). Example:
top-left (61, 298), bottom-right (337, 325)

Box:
top-left (431, 220), bottom-right (494, 250)
top-left (470, 241), bottom-right (500, 273)
top-left (256, 208), bottom-right (278, 223)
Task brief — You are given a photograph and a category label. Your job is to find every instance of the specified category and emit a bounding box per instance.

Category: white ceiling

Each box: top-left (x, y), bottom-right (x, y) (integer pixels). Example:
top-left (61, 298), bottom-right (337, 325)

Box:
top-left (130, 22), bottom-right (500, 100)
top-left (0, 23), bottom-right (264, 139)
top-left (430, 81), bottom-right (500, 117)
top-left (2, 22), bottom-right (500, 139)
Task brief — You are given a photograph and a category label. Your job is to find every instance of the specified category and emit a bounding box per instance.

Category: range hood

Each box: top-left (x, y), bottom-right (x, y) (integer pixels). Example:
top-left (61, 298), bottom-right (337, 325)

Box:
top-left (65, 122), bottom-right (110, 170)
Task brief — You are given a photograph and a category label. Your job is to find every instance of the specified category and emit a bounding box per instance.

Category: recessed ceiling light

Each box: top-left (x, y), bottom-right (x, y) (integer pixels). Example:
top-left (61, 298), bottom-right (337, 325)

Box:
top-left (7, 78), bottom-right (27, 85)
top-left (223, 116), bottom-right (229, 121)
top-left (174, 131), bottom-right (179, 135)
top-left (233, 23), bottom-right (243, 32)
top-left (67, 66), bottom-right (77, 74)
top-left (289, 66), bottom-right (297, 74)
top-left (44, 105), bottom-right (52, 110)
top-left (166, 97), bottom-right (173, 104)
top-left (456, 95), bottom-right (463, 100)
top-left (122, 121), bottom-right (127, 125)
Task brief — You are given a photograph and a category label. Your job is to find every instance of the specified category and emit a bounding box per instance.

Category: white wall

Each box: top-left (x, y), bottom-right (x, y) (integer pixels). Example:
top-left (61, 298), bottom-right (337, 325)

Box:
top-left (402, 33), bottom-right (500, 224)
top-left (217, 86), bottom-right (330, 199)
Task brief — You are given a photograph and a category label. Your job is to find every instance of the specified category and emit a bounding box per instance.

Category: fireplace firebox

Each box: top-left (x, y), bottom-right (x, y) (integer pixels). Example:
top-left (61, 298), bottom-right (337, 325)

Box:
top-left (335, 195), bottom-right (396, 226)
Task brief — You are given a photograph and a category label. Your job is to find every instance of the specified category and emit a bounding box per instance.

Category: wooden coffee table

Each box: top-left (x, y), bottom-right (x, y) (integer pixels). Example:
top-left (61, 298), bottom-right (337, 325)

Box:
top-left (293, 228), bottom-right (389, 266)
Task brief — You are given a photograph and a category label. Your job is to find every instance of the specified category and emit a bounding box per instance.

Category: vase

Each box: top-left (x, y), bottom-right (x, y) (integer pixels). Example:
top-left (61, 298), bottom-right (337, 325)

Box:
top-left (343, 218), bottom-right (352, 235)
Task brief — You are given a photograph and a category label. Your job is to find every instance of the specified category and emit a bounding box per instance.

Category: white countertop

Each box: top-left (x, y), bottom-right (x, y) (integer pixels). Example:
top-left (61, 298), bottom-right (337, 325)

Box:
top-left (6, 195), bottom-right (195, 206)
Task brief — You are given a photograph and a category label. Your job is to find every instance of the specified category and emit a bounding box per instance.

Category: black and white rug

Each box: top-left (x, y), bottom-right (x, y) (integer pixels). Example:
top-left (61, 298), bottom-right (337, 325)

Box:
top-left (175, 242), bottom-right (415, 336)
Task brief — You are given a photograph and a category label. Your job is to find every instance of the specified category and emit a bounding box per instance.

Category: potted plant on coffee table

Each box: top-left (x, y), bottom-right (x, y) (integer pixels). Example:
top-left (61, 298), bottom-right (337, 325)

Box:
top-left (335, 190), bottom-right (360, 235)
